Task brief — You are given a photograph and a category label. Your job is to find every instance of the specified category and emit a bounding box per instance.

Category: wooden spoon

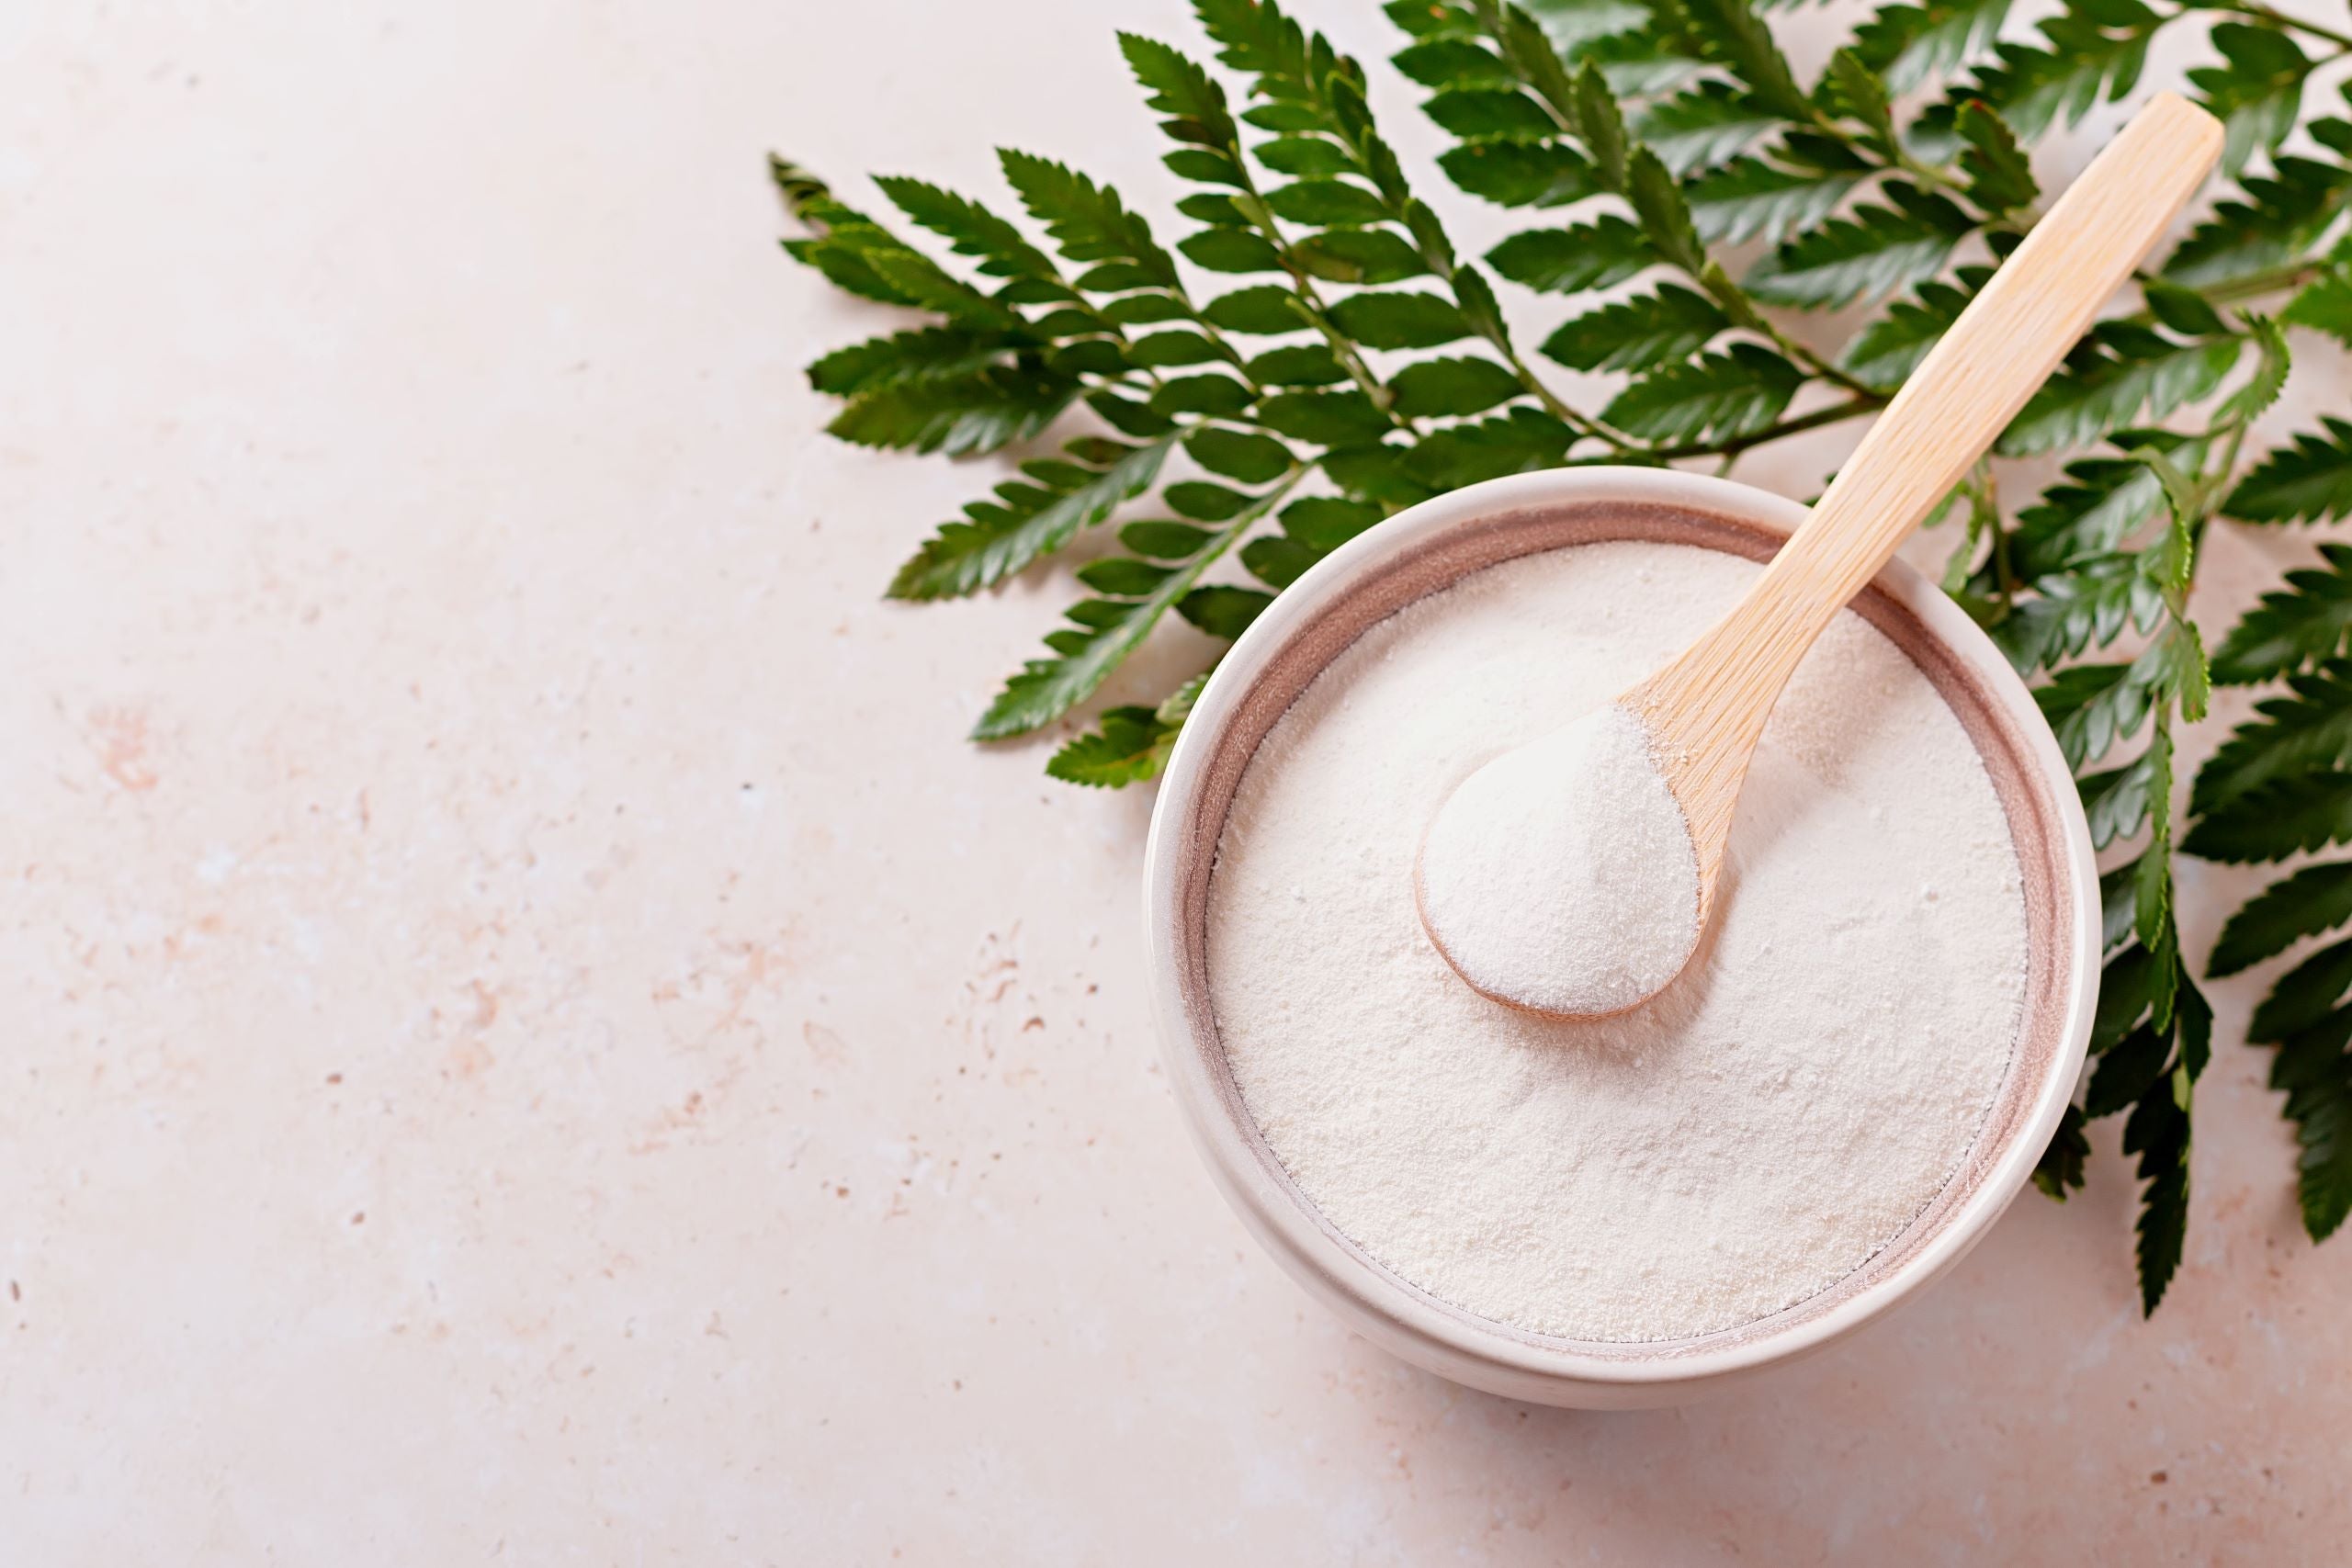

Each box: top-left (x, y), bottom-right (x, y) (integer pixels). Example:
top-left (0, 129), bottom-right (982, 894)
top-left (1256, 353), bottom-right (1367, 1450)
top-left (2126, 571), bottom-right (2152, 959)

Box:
top-left (1419, 92), bottom-right (2223, 1020)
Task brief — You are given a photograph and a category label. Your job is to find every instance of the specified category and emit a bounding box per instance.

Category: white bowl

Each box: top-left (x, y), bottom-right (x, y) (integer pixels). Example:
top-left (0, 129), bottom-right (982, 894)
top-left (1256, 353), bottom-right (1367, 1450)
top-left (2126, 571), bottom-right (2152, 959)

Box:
top-left (1142, 468), bottom-right (2100, 1408)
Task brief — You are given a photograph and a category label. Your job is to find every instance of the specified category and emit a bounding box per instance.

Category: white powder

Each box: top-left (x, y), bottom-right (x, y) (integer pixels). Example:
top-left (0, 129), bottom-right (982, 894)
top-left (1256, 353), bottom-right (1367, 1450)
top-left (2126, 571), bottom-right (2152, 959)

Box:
top-left (1205, 540), bottom-right (2027, 1342)
top-left (1417, 703), bottom-right (1699, 1015)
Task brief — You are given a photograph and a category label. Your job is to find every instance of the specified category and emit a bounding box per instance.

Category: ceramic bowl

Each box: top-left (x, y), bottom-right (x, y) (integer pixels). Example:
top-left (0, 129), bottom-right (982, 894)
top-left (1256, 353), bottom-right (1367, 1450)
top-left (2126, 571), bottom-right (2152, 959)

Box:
top-left (1141, 467), bottom-right (2099, 1409)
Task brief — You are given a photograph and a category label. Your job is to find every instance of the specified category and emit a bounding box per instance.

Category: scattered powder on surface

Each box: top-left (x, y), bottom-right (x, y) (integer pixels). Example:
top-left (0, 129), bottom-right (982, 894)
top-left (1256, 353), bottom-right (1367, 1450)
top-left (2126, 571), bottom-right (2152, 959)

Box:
top-left (1418, 703), bottom-right (1699, 1016)
top-left (1205, 540), bottom-right (2028, 1343)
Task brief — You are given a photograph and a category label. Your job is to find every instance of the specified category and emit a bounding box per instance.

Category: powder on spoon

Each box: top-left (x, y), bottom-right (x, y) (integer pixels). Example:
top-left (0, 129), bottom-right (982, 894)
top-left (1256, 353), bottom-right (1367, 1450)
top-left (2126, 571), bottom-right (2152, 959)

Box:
top-left (1205, 537), bottom-right (2026, 1343)
top-left (1417, 703), bottom-right (1699, 1016)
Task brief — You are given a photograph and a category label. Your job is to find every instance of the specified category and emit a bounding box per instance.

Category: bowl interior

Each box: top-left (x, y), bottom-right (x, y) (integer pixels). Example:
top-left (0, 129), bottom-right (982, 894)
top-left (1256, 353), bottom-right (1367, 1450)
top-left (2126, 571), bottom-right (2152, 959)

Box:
top-left (1159, 496), bottom-right (2078, 1367)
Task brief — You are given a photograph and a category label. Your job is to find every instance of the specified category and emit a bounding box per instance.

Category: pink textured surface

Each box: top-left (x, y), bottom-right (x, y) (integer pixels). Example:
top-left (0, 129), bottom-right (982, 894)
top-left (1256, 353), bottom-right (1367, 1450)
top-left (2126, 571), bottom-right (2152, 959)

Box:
top-left (2, 0), bottom-right (2348, 1561)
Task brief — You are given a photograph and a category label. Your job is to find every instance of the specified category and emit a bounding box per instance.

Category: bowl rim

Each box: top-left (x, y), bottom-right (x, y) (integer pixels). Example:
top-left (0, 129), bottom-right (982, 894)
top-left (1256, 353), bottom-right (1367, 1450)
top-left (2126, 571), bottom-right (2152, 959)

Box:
top-left (1141, 466), bottom-right (2101, 1400)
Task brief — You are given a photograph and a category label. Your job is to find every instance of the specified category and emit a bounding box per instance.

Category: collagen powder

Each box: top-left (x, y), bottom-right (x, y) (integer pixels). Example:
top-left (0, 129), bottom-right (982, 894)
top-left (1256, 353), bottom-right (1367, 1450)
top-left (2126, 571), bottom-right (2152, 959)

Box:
top-left (1418, 702), bottom-right (1701, 1016)
top-left (1204, 539), bottom-right (2028, 1342)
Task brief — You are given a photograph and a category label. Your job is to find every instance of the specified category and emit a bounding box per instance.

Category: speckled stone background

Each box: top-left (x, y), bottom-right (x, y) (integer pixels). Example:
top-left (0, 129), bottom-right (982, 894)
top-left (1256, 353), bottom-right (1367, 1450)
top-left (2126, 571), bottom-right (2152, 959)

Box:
top-left (3, 0), bottom-right (2348, 1561)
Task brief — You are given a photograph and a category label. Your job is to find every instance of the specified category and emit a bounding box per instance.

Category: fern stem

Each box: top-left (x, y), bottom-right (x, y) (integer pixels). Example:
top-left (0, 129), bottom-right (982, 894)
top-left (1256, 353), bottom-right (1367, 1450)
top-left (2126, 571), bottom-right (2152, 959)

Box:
top-left (1501, 344), bottom-right (1633, 446)
top-left (1448, 305), bottom-right (1631, 447)
top-left (1171, 299), bottom-right (1269, 400)
top-left (1189, 460), bottom-right (1313, 590)
top-left (1651, 394), bottom-right (1881, 461)
top-left (1278, 255), bottom-right (1421, 434)
top-left (1973, 462), bottom-right (2018, 610)
top-left (2196, 258), bottom-right (2326, 306)
top-left (2197, 0), bottom-right (2352, 50)
top-left (1203, 143), bottom-right (1419, 434)
top-left (1762, 317), bottom-right (1879, 398)
top-left (2203, 411), bottom-right (2255, 520)
top-left (1239, 213), bottom-right (1412, 431)
top-left (1808, 100), bottom-right (1973, 211)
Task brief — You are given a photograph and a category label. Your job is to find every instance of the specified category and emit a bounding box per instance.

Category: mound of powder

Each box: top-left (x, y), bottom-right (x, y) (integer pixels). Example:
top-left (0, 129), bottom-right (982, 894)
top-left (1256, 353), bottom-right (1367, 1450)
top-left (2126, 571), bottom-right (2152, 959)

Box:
top-left (1417, 703), bottom-right (1699, 1015)
top-left (1205, 539), bottom-right (2027, 1342)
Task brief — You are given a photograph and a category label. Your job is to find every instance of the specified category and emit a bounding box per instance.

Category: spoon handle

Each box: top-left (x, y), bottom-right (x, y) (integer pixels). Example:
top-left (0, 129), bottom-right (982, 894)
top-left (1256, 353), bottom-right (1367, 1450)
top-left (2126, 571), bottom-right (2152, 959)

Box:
top-left (1663, 93), bottom-right (2222, 722)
